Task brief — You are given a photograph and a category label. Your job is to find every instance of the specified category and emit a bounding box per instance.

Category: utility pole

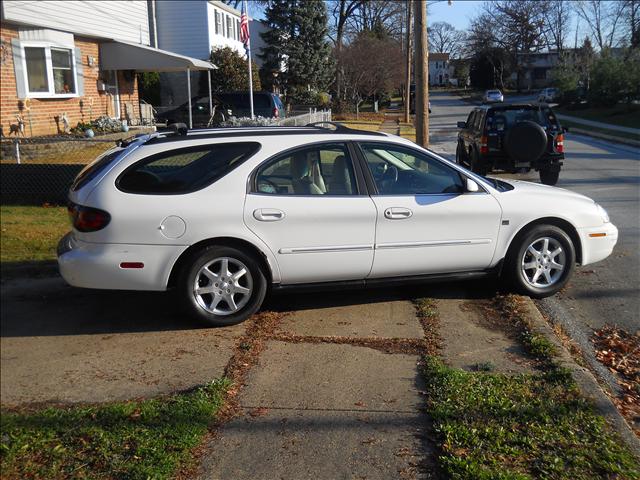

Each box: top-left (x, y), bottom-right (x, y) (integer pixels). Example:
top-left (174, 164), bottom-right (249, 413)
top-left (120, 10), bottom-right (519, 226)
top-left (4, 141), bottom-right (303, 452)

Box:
top-left (404, 0), bottom-right (412, 124)
top-left (414, 0), bottom-right (428, 147)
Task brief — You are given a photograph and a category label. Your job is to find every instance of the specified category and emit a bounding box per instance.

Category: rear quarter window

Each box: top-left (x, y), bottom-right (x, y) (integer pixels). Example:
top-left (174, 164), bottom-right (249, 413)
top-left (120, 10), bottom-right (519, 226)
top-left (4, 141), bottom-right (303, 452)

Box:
top-left (72, 148), bottom-right (124, 192)
top-left (117, 142), bottom-right (260, 194)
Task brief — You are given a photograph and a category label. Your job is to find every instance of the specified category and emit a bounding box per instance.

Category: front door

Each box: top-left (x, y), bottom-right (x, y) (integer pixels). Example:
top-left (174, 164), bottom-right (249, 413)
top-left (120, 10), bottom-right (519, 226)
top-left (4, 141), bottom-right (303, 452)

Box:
top-left (244, 142), bottom-right (377, 284)
top-left (357, 142), bottom-right (502, 278)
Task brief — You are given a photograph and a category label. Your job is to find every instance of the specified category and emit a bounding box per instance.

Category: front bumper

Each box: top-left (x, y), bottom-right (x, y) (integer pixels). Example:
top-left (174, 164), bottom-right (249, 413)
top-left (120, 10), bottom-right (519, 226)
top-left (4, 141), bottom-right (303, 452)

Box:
top-left (577, 222), bottom-right (619, 266)
top-left (57, 232), bottom-right (187, 291)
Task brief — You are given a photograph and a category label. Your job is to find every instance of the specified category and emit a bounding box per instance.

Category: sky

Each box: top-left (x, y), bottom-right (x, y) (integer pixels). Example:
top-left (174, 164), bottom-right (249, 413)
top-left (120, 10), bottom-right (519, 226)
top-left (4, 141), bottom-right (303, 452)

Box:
top-left (427, 0), bottom-right (484, 31)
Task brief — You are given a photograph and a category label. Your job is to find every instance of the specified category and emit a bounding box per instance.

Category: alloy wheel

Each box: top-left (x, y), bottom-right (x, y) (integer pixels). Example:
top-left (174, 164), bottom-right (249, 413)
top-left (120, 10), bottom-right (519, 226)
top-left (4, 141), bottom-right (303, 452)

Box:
top-left (521, 237), bottom-right (566, 288)
top-left (193, 257), bottom-right (253, 315)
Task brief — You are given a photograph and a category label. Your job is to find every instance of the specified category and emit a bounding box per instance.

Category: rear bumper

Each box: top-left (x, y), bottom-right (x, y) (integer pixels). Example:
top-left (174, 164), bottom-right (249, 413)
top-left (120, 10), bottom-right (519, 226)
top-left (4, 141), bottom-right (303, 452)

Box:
top-left (578, 223), bottom-right (619, 266)
top-left (57, 232), bottom-right (187, 291)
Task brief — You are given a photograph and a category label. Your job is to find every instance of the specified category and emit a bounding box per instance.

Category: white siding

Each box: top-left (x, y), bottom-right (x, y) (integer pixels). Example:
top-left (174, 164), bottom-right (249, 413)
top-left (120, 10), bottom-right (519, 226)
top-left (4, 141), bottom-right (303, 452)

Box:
top-left (207, 2), bottom-right (244, 57)
top-left (155, 0), bottom-right (209, 59)
top-left (2, 0), bottom-right (150, 44)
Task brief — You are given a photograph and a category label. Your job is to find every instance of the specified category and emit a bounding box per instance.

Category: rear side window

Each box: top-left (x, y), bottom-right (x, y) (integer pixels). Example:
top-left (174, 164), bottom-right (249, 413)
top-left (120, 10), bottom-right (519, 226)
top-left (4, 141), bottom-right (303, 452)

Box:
top-left (72, 148), bottom-right (123, 192)
top-left (253, 95), bottom-right (271, 108)
top-left (117, 142), bottom-right (260, 194)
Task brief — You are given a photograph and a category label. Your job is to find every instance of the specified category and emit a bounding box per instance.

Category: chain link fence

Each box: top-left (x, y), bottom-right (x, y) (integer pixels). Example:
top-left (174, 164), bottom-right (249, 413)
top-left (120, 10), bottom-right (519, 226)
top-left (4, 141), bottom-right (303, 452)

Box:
top-left (0, 114), bottom-right (332, 206)
top-left (1, 135), bottom-right (129, 205)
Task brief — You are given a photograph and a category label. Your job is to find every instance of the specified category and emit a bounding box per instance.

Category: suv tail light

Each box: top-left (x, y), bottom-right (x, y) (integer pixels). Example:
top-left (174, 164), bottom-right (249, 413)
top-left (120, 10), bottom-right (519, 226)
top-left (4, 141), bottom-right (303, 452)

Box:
top-left (273, 106), bottom-right (279, 118)
top-left (480, 135), bottom-right (489, 155)
top-left (555, 133), bottom-right (564, 153)
top-left (68, 202), bottom-right (111, 232)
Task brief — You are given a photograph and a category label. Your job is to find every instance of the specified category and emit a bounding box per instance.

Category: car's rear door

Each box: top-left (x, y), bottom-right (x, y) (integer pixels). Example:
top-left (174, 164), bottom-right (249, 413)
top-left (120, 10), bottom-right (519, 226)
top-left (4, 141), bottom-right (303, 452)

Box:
top-left (356, 142), bottom-right (502, 277)
top-left (244, 142), bottom-right (377, 284)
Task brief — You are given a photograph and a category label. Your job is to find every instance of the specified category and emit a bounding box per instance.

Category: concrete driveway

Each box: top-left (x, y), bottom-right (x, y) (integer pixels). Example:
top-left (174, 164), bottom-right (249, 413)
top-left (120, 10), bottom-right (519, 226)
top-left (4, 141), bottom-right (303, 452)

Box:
top-left (0, 277), bottom-right (246, 405)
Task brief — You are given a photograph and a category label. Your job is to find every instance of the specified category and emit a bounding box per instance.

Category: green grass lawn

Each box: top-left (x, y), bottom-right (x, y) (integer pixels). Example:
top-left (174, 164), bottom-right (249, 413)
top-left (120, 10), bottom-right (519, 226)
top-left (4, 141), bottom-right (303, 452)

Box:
top-left (1, 379), bottom-right (229, 480)
top-left (1, 206), bottom-right (69, 263)
top-left (555, 104), bottom-right (640, 129)
top-left (422, 357), bottom-right (639, 479)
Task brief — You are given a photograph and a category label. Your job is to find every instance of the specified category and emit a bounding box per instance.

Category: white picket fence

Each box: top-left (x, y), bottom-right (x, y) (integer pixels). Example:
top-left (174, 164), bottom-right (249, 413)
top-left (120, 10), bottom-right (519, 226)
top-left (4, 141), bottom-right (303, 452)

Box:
top-left (276, 109), bottom-right (332, 126)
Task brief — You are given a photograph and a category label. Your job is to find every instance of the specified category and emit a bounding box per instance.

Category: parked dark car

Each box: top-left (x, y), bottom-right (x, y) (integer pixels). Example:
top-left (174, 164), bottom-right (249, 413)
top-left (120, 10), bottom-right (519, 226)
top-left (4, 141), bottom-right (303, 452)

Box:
top-left (156, 91), bottom-right (286, 127)
top-left (455, 103), bottom-right (567, 185)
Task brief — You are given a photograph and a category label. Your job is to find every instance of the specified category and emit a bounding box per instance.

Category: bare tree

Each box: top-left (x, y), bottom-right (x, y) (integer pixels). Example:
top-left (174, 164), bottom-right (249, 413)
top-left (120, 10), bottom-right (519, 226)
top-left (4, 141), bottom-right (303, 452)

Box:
top-left (540, 0), bottom-right (572, 52)
top-left (345, 0), bottom-right (405, 40)
top-left (574, 0), bottom-right (625, 50)
top-left (338, 34), bottom-right (403, 112)
top-left (620, 0), bottom-right (640, 48)
top-left (428, 21), bottom-right (465, 58)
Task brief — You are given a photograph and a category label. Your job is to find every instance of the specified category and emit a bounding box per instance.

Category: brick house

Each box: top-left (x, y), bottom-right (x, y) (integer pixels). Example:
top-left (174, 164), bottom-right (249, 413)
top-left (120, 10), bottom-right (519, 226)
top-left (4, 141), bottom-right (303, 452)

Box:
top-left (1, 0), bottom-right (213, 137)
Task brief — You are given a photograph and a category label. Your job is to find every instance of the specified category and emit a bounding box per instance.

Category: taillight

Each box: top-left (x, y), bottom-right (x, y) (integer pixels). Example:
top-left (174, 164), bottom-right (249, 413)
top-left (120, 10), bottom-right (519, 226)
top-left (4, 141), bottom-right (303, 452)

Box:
top-left (555, 134), bottom-right (564, 153)
top-left (273, 107), bottom-right (279, 118)
top-left (480, 135), bottom-right (489, 155)
top-left (68, 202), bottom-right (111, 232)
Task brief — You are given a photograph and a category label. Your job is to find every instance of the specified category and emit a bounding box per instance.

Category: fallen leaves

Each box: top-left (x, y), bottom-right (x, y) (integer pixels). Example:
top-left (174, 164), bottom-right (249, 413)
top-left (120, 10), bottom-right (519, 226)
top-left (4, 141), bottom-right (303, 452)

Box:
top-left (592, 325), bottom-right (640, 434)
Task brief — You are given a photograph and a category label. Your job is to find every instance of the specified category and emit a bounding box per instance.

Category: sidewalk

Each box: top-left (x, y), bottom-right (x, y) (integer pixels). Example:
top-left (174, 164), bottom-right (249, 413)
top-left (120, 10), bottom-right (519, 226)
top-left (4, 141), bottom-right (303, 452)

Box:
top-left (555, 114), bottom-right (640, 135)
top-left (195, 284), bottom-right (564, 478)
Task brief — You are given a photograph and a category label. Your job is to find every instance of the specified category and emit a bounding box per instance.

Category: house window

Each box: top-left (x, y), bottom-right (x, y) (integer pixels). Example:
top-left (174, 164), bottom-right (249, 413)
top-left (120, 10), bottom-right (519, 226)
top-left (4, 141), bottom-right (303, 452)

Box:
top-left (215, 11), bottom-right (220, 35)
top-left (22, 44), bottom-right (76, 97)
top-left (227, 16), bottom-right (233, 38)
top-left (236, 19), bottom-right (240, 41)
top-left (51, 48), bottom-right (74, 94)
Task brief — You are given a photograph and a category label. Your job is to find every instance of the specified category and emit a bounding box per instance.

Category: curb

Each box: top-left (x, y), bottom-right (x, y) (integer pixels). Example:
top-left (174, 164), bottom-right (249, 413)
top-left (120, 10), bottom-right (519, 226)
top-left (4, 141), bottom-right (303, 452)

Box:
top-left (520, 297), bottom-right (640, 458)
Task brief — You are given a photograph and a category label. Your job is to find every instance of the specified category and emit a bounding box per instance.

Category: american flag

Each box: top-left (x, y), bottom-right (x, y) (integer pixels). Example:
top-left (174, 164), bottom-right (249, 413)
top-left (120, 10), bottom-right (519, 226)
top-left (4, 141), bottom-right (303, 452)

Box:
top-left (240, 1), bottom-right (250, 49)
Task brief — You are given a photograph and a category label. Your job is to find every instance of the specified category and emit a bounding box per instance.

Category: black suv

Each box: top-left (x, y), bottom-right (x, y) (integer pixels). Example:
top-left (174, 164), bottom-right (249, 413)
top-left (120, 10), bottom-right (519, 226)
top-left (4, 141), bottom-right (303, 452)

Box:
top-left (456, 104), bottom-right (566, 185)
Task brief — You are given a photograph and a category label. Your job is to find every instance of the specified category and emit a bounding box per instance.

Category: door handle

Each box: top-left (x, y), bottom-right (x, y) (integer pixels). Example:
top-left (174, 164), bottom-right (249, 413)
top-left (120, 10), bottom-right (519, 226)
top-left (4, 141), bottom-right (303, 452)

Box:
top-left (253, 208), bottom-right (285, 222)
top-left (384, 207), bottom-right (413, 220)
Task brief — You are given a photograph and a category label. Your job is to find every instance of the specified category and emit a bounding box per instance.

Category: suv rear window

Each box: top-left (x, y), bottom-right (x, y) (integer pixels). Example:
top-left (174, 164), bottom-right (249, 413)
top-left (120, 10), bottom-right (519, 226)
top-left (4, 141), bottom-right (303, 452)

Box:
top-left (485, 107), bottom-right (558, 131)
top-left (117, 142), bottom-right (260, 194)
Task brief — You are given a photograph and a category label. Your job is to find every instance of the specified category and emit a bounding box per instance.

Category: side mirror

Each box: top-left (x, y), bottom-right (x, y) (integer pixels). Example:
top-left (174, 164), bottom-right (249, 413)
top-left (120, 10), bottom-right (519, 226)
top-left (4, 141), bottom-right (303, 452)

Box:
top-left (562, 126), bottom-right (569, 133)
top-left (466, 178), bottom-right (480, 193)
top-left (457, 121), bottom-right (467, 128)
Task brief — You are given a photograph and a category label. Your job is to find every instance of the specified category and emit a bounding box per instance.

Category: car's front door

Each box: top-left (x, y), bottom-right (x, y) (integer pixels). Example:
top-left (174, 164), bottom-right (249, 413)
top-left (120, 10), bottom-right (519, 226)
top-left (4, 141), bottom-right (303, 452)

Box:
top-left (357, 142), bottom-right (502, 278)
top-left (244, 142), bottom-right (377, 284)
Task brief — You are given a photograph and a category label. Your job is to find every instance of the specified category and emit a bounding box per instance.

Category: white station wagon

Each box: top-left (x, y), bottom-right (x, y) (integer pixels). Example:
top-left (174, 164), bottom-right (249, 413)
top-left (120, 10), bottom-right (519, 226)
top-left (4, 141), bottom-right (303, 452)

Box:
top-left (58, 123), bottom-right (618, 326)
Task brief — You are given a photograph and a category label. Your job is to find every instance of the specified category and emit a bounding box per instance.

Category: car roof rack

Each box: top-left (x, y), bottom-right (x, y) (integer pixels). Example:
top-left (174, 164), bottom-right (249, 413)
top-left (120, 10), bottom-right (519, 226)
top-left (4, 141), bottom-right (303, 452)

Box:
top-left (145, 122), bottom-right (385, 145)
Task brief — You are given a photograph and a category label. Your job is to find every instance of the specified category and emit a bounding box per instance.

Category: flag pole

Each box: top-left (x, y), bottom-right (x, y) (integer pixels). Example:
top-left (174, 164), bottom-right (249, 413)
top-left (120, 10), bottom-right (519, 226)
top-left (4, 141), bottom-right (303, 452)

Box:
top-left (244, 0), bottom-right (254, 119)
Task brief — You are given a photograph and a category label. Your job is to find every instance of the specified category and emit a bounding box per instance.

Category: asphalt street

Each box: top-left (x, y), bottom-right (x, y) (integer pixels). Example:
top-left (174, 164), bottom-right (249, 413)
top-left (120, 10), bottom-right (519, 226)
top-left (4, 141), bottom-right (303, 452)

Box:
top-left (428, 91), bottom-right (639, 356)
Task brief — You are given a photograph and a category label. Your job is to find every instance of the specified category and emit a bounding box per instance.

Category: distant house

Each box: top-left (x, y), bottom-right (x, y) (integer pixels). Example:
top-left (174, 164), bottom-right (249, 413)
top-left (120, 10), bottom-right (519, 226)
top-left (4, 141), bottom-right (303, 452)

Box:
top-left (512, 50), bottom-right (579, 90)
top-left (1, 0), bottom-right (212, 136)
top-left (428, 53), bottom-right (454, 86)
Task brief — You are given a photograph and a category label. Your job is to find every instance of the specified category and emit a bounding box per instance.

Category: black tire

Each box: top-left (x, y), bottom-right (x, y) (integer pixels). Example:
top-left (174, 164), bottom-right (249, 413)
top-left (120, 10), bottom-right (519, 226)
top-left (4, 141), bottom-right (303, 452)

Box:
top-left (455, 142), bottom-right (464, 165)
top-left (539, 169), bottom-right (560, 186)
top-left (470, 148), bottom-right (488, 175)
top-left (177, 245), bottom-right (267, 326)
top-left (505, 225), bottom-right (575, 298)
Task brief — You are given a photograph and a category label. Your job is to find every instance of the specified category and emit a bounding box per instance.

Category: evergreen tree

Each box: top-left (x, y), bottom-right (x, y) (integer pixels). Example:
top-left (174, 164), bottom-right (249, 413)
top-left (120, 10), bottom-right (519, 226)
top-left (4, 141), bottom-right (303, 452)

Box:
top-left (259, 0), bottom-right (333, 97)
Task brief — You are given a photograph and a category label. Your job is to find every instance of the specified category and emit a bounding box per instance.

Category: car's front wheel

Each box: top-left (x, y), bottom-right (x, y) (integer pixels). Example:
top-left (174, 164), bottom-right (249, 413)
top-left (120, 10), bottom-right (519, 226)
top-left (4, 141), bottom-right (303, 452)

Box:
top-left (506, 225), bottom-right (575, 298)
top-left (178, 246), bottom-right (267, 326)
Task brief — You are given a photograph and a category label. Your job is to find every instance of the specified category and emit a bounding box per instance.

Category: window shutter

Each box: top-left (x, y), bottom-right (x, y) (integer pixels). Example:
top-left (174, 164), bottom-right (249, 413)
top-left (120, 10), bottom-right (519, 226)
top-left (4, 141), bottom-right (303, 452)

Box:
top-left (11, 39), bottom-right (27, 99)
top-left (75, 47), bottom-right (84, 95)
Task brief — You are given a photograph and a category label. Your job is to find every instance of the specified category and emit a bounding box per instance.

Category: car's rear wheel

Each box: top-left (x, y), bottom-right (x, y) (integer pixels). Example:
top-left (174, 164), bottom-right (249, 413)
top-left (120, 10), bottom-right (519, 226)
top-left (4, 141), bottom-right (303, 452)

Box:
top-left (178, 246), bottom-right (267, 326)
top-left (506, 225), bottom-right (575, 298)
top-left (539, 168), bottom-right (560, 186)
